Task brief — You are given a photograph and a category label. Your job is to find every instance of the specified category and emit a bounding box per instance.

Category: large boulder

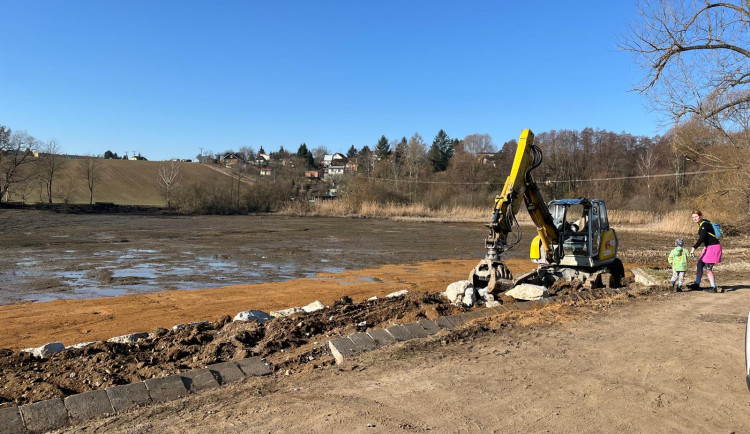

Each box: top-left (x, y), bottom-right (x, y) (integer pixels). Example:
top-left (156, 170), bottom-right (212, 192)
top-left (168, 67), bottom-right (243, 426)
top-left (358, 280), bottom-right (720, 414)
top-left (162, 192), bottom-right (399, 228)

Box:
top-left (22, 342), bottom-right (65, 358)
top-left (270, 307), bottom-right (305, 317)
top-left (444, 280), bottom-right (472, 304)
top-left (505, 283), bottom-right (549, 301)
top-left (234, 310), bottom-right (273, 323)
top-left (301, 300), bottom-right (325, 313)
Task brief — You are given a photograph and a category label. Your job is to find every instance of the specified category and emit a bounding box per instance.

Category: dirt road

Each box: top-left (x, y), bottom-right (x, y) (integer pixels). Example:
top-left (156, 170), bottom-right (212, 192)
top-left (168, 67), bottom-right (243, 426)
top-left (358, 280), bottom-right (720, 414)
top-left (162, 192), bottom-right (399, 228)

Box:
top-left (63, 285), bottom-right (750, 433)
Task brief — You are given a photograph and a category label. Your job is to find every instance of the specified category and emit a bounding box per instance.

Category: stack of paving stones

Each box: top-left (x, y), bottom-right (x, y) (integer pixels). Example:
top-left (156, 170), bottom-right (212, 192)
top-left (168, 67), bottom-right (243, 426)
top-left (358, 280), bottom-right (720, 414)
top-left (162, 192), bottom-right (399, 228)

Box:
top-left (0, 356), bottom-right (272, 433)
top-left (328, 287), bottom-right (626, 364)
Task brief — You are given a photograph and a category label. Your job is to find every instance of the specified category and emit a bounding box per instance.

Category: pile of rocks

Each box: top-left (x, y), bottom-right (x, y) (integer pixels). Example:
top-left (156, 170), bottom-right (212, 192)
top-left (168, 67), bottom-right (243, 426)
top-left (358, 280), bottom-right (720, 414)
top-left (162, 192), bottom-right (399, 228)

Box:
top-left (443, 280), bottom-right (549, 307)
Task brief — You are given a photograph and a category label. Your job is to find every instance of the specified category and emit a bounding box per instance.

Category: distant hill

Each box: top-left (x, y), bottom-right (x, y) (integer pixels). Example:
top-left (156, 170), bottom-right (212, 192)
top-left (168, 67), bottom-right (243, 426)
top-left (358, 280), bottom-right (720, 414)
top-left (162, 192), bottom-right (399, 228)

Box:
top-left (48, 159), bottom-right (237, 206)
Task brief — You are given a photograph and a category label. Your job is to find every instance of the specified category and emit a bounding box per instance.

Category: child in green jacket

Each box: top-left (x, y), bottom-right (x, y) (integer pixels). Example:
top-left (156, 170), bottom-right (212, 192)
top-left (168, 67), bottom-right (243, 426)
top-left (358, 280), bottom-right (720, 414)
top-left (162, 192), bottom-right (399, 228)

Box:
top-left (668, 238), bottom-right (689, 292)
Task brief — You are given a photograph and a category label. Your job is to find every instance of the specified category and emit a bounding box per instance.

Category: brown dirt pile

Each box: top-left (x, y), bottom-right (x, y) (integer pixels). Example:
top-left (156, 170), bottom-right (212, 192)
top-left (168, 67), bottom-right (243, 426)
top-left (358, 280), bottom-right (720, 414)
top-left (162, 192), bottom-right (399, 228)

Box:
top-left (0, 292), bottom-right (465, 408)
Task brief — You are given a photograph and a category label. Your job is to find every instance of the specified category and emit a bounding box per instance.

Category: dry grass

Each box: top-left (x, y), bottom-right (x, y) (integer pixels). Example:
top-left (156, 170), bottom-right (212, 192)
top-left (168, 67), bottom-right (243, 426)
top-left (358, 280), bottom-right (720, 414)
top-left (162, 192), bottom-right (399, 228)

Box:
top-left (279, 200), bottom-right (495, 222)
top-left (17, 160), bottom-right (236, 206)
top-left (281, 200), bottom-right (710, 233)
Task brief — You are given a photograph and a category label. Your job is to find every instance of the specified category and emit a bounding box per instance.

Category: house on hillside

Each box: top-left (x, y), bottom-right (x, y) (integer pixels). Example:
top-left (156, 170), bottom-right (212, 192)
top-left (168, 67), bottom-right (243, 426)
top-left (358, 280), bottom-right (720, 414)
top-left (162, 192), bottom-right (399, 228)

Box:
top-left (129, 154), bottom-right (148, 161)
top-left (476, 152), bottom-right (498, 167)
top-left (256, 154), bottom-right (271, 167)
top-left (221, 152), bottom-right (245, 167)
top-left (322, 153), bottom-right (347, 180)
top-left (321, 153), bottom-right (347, 167)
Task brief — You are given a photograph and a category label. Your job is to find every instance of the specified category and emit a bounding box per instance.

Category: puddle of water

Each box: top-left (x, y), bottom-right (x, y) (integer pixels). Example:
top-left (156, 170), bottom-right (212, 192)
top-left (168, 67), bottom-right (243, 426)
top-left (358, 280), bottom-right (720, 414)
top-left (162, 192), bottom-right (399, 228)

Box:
top-left (1, 246), bottom-right (355, 304)
top-left (112, 268), bottom-right (159, 279)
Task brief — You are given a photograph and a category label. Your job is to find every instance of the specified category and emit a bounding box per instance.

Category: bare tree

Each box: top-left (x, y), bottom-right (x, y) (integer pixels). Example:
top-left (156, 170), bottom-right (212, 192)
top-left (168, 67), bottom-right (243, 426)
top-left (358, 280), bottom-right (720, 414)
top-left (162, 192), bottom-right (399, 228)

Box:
top-left (38, 139), bottom-right (64, 203)
top-left (312, 146), bottom-right (329, 165)
top-left (636, 147), bottom-right (659, 200)
top-left (404, 133), bottom-right (427, 200)
top-left (238, 146), bottom-right (256, 163)
top-left (622, 0), bottom-right (750, 217)
top-left (462, 133), bottom-right (496, 156)
top-left (78, 157), bottom-right (103, 204)
top-left (157, 160), bottom-right (182, 208)
top-left (54, 174), bottom-right (78, 204)
top-left (0, 128), bottom-right (38, 203)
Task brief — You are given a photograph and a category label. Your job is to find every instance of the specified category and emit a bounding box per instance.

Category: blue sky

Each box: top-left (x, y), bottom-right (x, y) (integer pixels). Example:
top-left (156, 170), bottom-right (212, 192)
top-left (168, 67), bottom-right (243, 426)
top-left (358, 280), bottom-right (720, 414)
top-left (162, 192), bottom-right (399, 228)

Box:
top-left (0, 1), bottom-right (662, 161)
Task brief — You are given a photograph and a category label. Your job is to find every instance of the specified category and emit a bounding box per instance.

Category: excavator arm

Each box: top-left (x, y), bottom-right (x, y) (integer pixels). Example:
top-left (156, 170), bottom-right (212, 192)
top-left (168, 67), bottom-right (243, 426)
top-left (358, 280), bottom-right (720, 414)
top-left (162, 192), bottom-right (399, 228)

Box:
top-left (470, 129), bottom-right (559, 291)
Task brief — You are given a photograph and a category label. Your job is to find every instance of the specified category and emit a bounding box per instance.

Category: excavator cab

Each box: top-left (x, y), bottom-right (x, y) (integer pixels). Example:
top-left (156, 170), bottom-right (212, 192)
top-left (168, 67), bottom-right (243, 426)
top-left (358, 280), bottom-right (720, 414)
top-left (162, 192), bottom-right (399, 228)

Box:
top-left (533, 198), bottom-right (616, 267)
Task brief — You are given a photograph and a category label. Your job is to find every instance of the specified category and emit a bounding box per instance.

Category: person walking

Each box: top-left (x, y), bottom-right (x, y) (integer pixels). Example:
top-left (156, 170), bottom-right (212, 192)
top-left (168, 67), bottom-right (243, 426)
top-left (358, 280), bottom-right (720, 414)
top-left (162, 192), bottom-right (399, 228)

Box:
top-left (668, 238), bottom-right (689, 292)
top-left (687, 210), bottom-right (723, 293)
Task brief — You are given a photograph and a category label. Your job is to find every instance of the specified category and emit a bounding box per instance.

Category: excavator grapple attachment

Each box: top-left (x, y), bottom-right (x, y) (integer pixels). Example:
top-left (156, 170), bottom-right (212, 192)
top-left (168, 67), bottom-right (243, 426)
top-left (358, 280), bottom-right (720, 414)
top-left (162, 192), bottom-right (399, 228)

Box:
top-left (469, 258), bottom-right (513, 293)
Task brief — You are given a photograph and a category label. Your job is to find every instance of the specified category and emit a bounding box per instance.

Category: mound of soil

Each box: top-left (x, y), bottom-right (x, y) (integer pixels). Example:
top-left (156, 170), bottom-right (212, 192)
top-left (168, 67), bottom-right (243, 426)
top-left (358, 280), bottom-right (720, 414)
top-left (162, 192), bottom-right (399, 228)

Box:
top-left (0, 292), bottom-right (465, 408)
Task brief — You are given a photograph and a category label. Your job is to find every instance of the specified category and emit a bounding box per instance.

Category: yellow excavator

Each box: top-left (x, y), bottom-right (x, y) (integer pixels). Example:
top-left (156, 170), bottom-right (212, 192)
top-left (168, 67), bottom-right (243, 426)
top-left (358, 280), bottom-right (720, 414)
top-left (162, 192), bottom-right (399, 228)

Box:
top-left (469, 129), bottom-right (624, 293)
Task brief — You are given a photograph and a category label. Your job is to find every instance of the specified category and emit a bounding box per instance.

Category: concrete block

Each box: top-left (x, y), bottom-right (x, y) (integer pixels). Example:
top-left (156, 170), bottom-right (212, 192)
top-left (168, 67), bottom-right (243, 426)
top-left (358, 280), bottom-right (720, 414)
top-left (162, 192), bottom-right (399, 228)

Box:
top-left (144, 375), bottom-right (188, 403)
top-left (106, 382), bottom-right (151, 413)
top-left (490, 305), bottom-right (510, 315)
top-left (446, 314), bottom-right (465, 325)
top-left (457, 312), bottom-right (475, 324)
top-left (505, 283), bottom-right (548, 301)
top-left (172, 321), bottom-right (209, 331)
top-left (444, 280), bottom-right (472, 304)
top-left (468, 310), bottom-right (488, 318)
top-left (433, 316), bottom-right (458, 330)
top-left (301, 300), bottom-right (325, 313)
top-left (64, 389), bottom-right (114, 421)
top-left (328, 337), bottom-right (359, 364)
top-left (0, 406), bottom-right (24, 434)
top-left (515, 301), bottom-right (532, 311)
top-left (180, 369), bottom-right (220, 392)
top-left (348, 333), bottom-right (377, 351)
top-left (402, 322), bottom-right (428, 339)
top-left (367, 329), bottom-right (395, 345)
top-left (384, 325), bottom-right (411, 341)
top-left (107, 332), bottom-right (149, 344)
top-left (504, 303), bottom-right (520, 311)
top-left (270, 307), bottom-right (304, 317)
top-left (70, 341), bottom-right (98, 349)
top-left (19, 398), bottom-right (68, 433)
top-left (631, 267), bottom-right (658, 286)
top-left (417, 319), bottom-right (440, 335)
top-left (236, 357), bottom-right (272, 377)
top-left (233, 310), bottom-right (273, 323)
top-left (206, 361), bottom-right (246, 385)
top-left (22, 342), bottom-right (65, 359)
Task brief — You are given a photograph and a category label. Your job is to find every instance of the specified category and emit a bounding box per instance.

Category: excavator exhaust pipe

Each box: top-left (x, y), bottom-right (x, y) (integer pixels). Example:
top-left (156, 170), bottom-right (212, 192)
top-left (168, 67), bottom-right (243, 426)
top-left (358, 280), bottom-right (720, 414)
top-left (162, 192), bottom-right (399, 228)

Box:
top-left (469, 258), bottom-right (514, 293)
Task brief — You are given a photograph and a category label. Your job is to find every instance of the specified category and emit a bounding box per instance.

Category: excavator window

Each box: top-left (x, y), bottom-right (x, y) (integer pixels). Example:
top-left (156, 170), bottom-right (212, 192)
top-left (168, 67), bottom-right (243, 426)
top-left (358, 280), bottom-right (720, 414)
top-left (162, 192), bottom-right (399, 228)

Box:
top-left (560, 204), bottom-right (590, 256)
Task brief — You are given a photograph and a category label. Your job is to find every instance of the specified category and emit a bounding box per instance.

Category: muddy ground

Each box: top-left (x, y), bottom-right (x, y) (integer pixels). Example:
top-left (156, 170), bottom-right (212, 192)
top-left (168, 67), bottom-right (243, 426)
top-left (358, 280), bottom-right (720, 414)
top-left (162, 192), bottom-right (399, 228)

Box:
top-left (1, 209), bottom-right (749, 429)
top-left (4, 209), bottom-right (736, 304)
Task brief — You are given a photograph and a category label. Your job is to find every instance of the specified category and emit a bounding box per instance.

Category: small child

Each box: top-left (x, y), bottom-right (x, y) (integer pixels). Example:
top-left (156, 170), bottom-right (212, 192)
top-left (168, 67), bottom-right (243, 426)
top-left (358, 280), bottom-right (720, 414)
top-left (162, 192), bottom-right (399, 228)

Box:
top-left (668, 238), bottom-right (689, 292)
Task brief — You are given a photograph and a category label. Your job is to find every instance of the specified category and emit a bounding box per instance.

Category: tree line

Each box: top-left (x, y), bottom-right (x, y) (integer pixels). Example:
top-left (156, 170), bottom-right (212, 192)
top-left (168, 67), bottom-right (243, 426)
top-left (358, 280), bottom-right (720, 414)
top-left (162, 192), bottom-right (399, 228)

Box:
top-left (2, 121), bottom-right (745, 228)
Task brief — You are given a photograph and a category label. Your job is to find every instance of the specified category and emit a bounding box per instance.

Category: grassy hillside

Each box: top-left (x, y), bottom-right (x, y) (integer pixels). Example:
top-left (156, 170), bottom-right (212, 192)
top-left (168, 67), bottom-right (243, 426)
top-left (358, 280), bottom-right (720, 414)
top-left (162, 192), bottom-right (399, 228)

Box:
top-left (49, 159), bottom-right (236, 206)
